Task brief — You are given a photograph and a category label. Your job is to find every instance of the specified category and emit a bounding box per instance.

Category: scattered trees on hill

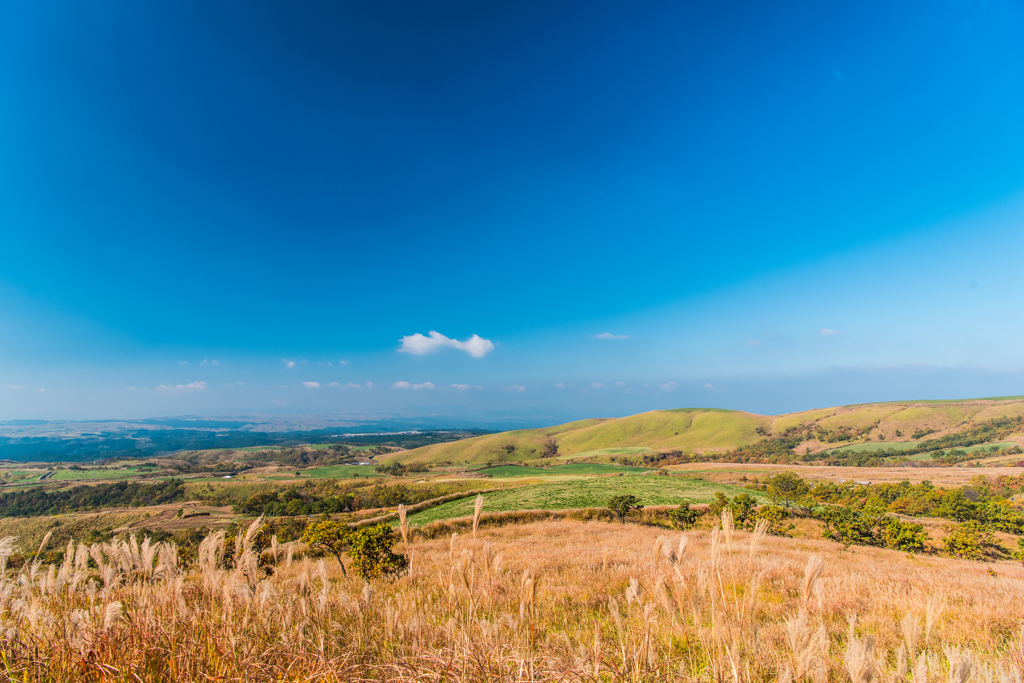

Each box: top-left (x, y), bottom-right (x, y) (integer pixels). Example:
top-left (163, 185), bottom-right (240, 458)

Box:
top-left (0, 479), bottom-right (185, 517)
top-left (375, 463), bottom-right (430, 476)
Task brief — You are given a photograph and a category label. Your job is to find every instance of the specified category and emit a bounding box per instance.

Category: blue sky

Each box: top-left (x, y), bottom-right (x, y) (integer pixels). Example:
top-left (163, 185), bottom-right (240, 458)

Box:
top-left (2, 0), bottom-right (1024, 423)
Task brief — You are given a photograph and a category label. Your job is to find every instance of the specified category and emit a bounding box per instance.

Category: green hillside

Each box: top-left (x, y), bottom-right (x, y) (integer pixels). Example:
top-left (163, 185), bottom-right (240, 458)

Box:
top-left (405, 476), bottom-right (765, 526)
top-left (384, 397), bottom-right (1024, 466)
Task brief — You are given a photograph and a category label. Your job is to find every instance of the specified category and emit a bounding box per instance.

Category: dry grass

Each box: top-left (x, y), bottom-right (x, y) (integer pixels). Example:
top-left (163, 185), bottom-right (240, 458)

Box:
top-left (1, 514), bottom-right (1023, 682)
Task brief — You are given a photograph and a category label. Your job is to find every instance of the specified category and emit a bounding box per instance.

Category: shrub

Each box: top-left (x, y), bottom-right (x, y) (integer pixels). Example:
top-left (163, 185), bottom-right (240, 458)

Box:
top-left (943, 521), bottom-right (998, 561)
top-left (347, 524), bottom-right (408, 580)
top-left (730, 493), bottom-right (757, 529)
top-left (668, 504), bottom-right (702, 529)
top-left (880, 517), bottom-right (927, 553)
top-left (754, 505), bottom-right (795, 537)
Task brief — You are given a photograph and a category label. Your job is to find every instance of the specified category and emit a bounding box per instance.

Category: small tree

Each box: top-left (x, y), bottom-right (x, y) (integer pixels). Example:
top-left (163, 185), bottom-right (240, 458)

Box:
top-left (754, 505), bottom-right (795, 536)
top-left (302, 520), bottom-right (353, 575)
top-left (607, 494), bottom-right (643, 524)
top-left (708, 492), bottom-right (730, 519)
top-left (347, 524), bottom-right (408, 580)
top-left (669, 504), bottom-right (702, 529)
top-left (542, 438), bottom-right (560, 458)
top-left (766, 472), bottom-right (810, 509)
top-left (730, 493), bottom-right (757, 529)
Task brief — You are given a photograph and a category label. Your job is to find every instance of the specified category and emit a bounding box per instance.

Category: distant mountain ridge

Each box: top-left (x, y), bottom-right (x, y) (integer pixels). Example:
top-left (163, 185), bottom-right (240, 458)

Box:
top-left (382, 397), bottom-right (1024, 465)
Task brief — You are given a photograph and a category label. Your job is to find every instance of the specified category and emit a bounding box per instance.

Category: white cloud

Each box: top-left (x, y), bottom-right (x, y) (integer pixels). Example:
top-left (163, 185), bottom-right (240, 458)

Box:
top-left (820, 329), bottom-right (841, 336)
top-left (200, 359), bottom-right (219, 366)
top-left (178, 361), bottom-right (188, 365)
top-left (328, 382), bottom-right (340, 387)
top-left (37, 387), bottom-right (45, 393)
top-left (339, 359), bottom-right (349, 365)
top-left (702, 383), bottom-right (715, 390)
top-left (507, 385), bottom-right (526, 393)
top-left (589, 332), bottom-right (629, 340)
top-left (302, 381), bottom-right (320, 388)
top-left (157, 381), bottom-right (207, 393)
top-left (659, 381), bottom-right (679, 393)
top-left (554, 383), bottom-right (565, 388)
top-left (590, 382), bottom-right (607, 389)
top-left (4, 384), bottom-right (24, 390)
top-left (398, 331), bottom-right (495, 358)
top-left (450, 384), bottom-right (482, 390)
top-left (393, 381), bottom-right (435, 390)
top-left (747, 339), bottom-right (760, 346)
top-left (281, 358), bottom-right (296, 369)
top-left (128, 386), bottom-right (139, 391)
top-left (366, 381), bottom-right (374, 388)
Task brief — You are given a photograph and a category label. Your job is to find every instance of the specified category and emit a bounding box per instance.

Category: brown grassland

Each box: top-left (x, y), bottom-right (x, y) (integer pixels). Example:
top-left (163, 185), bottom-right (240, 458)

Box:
top-left (2, 510), bottom-right (1023, 682)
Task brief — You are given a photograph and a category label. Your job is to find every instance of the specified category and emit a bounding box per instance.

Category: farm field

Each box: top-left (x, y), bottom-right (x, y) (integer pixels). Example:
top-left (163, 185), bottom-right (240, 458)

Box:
top-left (297, 464), bottom-right (382, 478)
top-left (823, 440), bottom-right (923, 453)
top-left (406, 475), bottom-right (762, 526)
top-left (554, 446), bottom-right (655, 461)
top-left (49, 467), bottom-right (151, 481)
top-left (478, 462), bottom-right (651, 478)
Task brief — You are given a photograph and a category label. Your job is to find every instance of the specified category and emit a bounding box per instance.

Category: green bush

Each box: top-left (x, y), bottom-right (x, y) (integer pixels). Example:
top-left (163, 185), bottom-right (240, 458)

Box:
top-left (754, 505), bottom-right (795, 537)
top-left (668, 504), bottom-right (702, 529)
top-left (943, 521), bottom-right (998, 561)
top-left (347, 524), bottom-right (408, 580)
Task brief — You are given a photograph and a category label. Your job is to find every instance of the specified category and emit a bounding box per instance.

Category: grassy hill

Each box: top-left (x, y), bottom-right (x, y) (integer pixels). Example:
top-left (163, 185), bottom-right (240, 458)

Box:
top-left (383, 397), bottom-right (1024, 466)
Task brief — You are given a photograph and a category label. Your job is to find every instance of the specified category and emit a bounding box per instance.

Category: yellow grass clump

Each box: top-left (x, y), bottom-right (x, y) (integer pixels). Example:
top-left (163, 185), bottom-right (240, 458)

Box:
top-left (1, 512), bottom-right (1023, 682)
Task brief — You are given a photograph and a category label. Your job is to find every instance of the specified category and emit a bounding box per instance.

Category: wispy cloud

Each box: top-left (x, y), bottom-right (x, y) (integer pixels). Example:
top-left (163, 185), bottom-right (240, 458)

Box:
top-left (37, 387), bottom-right (45, 393)
top-left (178, 360), bottom-right (188, 365)
top-left (339, 359), bottom-right (349, 365)
top-left (366, 381), bottom-right (374, 388)
top-left (393, 381), bottom-right (435, 390)
top-left (200, 359), bottom-right (219, 366)
top-left (659, 381), bottom-right (678, 392)
top-left (747, 339), bottom-right (760, 346)
top-left (302, 381), bottom-right (320, 388)
top-left (281, 358), bottom-right (296, 369)
top-left (590, 382), bottom-right (607, 389)
top-left (156, 381), bottom-right (207, 393)
top-left (589, 332), bottom-right (629, 340)
top-left (820, 329), bottom-right (841, 336)
top-left (450, 384), bottom-right (482, 390)
top-left (3, 384), bottom-right (24, 390)
top-left (507, 384), bottom-right (526, 393)
top-left (554, 383), bottom-right (565, 388)
top-left (398, 331), bottom-right (495, 358)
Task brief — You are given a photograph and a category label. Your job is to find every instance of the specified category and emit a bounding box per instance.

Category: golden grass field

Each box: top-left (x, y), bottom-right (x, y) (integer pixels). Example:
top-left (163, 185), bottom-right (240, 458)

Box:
top-left (2, 510), bottom-right (1023, 682)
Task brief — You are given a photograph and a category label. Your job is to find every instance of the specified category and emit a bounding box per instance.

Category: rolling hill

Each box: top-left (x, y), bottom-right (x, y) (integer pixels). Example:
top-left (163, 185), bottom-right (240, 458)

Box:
top-left (382, 397), bottom-right (1024, 466)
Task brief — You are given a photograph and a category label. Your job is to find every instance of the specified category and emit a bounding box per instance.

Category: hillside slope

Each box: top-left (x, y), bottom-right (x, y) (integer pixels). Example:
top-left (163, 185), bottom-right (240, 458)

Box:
top-left (383, 397), bottom-right (1024, 466)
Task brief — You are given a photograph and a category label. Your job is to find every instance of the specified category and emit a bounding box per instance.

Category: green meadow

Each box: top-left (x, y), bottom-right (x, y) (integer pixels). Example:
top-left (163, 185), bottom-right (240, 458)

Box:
top-left (406, 476), bottom-right (764, 526)
top-left (479, 462), bottom-right (652, 478)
